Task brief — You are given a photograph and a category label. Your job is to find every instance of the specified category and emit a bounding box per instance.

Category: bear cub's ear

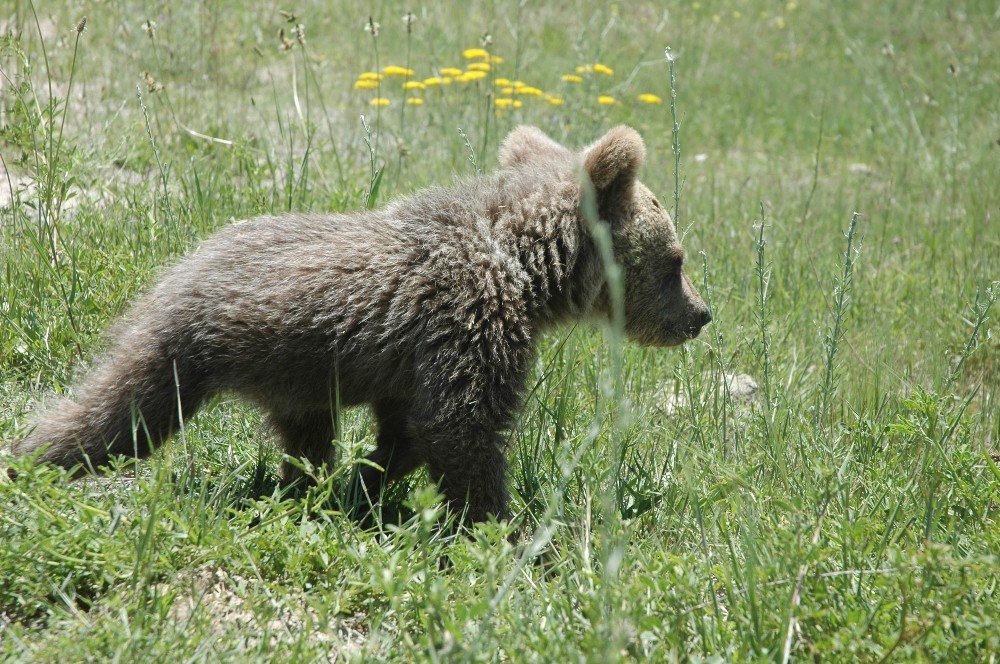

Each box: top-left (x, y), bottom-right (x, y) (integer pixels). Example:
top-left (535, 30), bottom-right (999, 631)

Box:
top-left (583, 126), bottom-right (646, 193)
top-left (500, 126), bottom-right (573, 168)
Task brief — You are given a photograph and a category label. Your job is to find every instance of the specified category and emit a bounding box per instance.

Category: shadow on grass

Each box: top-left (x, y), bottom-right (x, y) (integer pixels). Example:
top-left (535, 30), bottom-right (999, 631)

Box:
top-left (193, 453), bottom-right (422, 534)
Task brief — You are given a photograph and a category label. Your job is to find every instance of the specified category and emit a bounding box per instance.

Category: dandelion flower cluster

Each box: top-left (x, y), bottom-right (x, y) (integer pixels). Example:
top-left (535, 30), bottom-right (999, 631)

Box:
top-left (352, 45), bottom-right (504, 108)
top-left (351, 43), bottom-right (661, 115)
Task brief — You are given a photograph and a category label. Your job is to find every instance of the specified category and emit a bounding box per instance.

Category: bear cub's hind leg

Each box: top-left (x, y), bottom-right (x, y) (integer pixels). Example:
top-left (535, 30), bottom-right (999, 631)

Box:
top-left (357, 400), bottom-right (423, 506)
top-left (271, 408), bottom-right (337, 485)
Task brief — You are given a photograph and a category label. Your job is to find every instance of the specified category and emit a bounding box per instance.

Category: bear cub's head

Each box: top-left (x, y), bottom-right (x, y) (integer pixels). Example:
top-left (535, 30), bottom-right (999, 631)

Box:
top-left (500, 125), bottom-right (713, 346)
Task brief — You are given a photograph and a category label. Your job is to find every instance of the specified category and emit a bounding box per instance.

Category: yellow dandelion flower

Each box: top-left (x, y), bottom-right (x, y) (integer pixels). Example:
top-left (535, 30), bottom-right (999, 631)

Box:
top-left (403, 80), bottom-right (426, 90)
top-left (637, 93), bottom-right (663, 104)
top-left (370, 97), bottom-right (390, 107)
top-left (494, 97), bottom-right (515, 109)
top-left (407, 97), bottom-right (424, 105)
top-left (597, 95), bottom-right (616, 105)
top-left (511, 80), bottom-right (526, 89)
top-left (561, 74), bottom-right (583, 83)
top-left (494, 77), bottom-right (512, 86)
top-left (513, 100), bottom-right (523, 108)
top-left (358, 72), bottom-right (383, 81)
top-left (575, 64), bottom-right (593, 74)
top-left (439, 67), bottom-right (463, 77)
top-left (518, 86), bottom-right (542, 96)
top-left (441, 77), bottom-right (453, 84)
top-left (354, 79), bottom-right (379, 90)
top-left (545, 95), bottom-right (564, 105)
top-left (462, 48), bottom-right (489, 59)
top-left (467, 62), bottom-right (491, 72)
top-left (488, 55), bottom-right (504, 64)
top-left (501, 86), bottom-right (515, 94)
top-left (382, 65), bottom-right (415, 76)
top-left (593, 63), bottom-right (614, 75)
top-left (774, 16), bottom-right (786, 29)
top-left (461, 70), bottom-right (488, 81)
top-left (423, 77), bottom-right (442, 86)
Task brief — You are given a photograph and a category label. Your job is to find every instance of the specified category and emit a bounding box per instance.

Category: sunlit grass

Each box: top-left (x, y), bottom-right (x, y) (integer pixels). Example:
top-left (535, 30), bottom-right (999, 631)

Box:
top-left (1, 0), bottom-right (998, 660)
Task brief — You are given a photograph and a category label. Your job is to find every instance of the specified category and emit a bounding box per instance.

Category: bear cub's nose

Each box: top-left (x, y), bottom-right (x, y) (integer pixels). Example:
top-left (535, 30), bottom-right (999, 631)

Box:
top-left (686, 307), bottom-right (712, 338)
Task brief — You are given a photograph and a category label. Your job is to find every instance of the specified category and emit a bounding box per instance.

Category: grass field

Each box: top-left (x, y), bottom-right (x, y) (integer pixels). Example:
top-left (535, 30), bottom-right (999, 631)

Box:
top-left (1, 0), bottom-right (998, 660)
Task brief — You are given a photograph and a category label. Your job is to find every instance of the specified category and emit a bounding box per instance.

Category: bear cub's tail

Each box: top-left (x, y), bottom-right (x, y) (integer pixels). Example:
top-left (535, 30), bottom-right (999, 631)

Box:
top-left (12, 339), bottom-right (205, 475)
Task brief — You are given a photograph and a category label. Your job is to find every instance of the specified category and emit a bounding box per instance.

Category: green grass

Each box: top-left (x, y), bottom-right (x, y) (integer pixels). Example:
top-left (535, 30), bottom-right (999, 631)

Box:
top-left (2, 0), bottom-right (998, 660)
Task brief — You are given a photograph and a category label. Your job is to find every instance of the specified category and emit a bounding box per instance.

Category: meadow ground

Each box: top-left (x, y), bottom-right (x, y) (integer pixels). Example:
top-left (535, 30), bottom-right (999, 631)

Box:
top-left (1, 0), bottom-right (998, 660)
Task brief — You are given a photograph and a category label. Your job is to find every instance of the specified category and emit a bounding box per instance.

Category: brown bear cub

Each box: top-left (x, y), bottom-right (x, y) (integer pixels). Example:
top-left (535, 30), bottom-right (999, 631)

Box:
top-left (13, 126), bottom-right (711, 523)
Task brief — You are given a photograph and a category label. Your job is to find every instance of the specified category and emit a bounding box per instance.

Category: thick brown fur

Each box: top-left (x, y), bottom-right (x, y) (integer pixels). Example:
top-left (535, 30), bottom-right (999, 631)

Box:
top-left (12, 126), bottom-right (711, 523)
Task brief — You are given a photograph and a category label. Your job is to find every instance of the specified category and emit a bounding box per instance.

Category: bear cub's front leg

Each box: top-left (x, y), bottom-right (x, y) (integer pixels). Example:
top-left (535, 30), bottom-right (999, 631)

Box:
top-left (419, 428), bottom-right (511, 524)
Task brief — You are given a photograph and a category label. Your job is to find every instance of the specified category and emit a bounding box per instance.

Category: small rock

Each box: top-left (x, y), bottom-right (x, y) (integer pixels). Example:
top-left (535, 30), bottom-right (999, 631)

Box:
top-left (724, 373), bottom-right (759, 400)
top-left (655, 372), bottom-right (760, 415)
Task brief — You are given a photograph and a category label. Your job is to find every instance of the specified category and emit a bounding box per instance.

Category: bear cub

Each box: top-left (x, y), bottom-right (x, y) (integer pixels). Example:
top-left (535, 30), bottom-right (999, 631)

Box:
top-left (13, 125), bottom-right (712, 524)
